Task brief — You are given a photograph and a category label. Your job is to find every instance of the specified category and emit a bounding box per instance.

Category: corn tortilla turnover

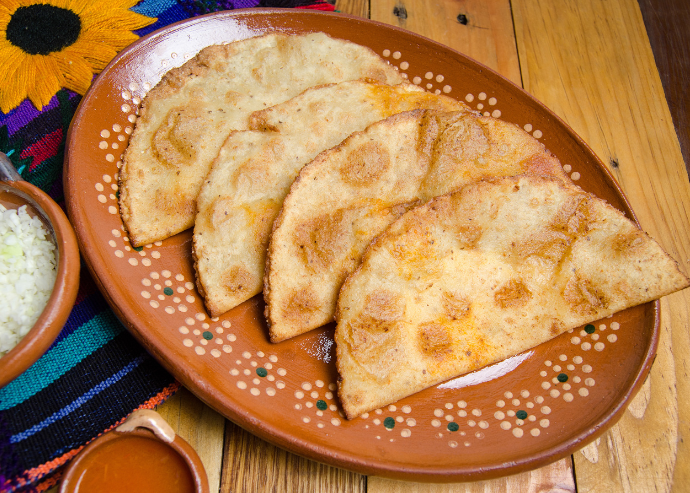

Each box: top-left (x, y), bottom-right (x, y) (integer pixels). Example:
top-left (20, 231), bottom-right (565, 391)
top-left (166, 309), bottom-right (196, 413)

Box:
top-left (119, 32), bottom-right (404, 246)
top-left (193, 81), bottom-right (466, 317)
top-left (335, 175), bottom-right (689, 419)
top-left (264, 110), bottom-right (570, 342)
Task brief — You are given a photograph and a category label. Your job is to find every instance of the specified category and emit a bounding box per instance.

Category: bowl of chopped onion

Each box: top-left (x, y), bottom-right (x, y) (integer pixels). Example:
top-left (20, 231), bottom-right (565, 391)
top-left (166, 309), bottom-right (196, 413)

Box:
top-left (0, 152), bottom-right (80, 388)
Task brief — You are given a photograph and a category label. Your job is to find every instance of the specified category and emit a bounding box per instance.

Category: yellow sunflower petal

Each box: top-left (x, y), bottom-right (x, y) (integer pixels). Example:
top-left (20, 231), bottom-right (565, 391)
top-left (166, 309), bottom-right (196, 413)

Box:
top-left (82, 29), bottom-right (140, 53)
top-left (1, 53), bottom-right (36, 112)
top-left (0, 39), bottom-right (17, 60)
top-left (16, 0), bottom-right (41, 7)
top-left (63, 0), bottom-right (93, 15)
top-left (92, 0), bottom-right (142, 9)
top-left (0, 45), bottom-right (28, 80)
top-left (1, 88), bottom-right (26, 114)
top-left (117, 0), bottom-right (147, 8)
top-left (0, 43), bottom-right (20, 61)
top-left (0, 0), bottom-right (21, 14)
top-left (63, 40), bottom-right (118, 71)
top-left (26, 56), bottom-right (64, 110)
top-left (54, 51), bottom-right (93, 94)
top-left (78, 27), bottom-right (138, 44)
top-left (80, 9), bottom-right (155, 32)
top-left (0, 46), bottom-right (33, 112)
top-left (43, 0), bottom-right (68, 8)
top-left (81, 27), bottom-right (141, 47)
top-left (81, 0), bottom-right (149, 14)
top-left (0, 9), bottom-right (11, 26)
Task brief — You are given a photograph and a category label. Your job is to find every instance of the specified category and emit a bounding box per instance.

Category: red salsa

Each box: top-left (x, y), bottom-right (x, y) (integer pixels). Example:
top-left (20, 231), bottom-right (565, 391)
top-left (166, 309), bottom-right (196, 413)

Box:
top-left (71, 435), bottom-right (195, 493)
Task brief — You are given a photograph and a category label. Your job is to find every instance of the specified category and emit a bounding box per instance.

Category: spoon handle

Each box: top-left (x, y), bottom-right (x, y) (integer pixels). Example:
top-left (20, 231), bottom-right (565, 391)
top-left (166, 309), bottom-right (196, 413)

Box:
top-left (0, 152), bottom-right (22, 182)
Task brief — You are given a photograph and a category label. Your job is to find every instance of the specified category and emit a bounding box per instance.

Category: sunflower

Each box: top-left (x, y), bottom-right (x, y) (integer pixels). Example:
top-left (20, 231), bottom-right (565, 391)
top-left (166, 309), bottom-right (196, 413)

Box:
top-left (0, 0), bottom-right (156, 113)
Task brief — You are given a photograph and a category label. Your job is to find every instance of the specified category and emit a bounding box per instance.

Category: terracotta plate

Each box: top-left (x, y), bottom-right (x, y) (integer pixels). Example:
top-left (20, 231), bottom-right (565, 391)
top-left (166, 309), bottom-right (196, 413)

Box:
top-left (64, 9), bottom-right (657, 482)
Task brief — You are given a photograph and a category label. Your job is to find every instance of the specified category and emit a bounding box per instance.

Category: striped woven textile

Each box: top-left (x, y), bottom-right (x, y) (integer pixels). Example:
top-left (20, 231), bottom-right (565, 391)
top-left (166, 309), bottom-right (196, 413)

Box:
top-left (0, 1), bottom-right (334, 491)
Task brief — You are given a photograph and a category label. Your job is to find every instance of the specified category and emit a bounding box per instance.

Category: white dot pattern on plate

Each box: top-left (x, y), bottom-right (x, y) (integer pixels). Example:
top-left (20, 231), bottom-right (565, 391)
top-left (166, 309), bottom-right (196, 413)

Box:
top-left (482, 343), bottom-right (608, 442)
top-left (87, 59), bottom-right (639, 457)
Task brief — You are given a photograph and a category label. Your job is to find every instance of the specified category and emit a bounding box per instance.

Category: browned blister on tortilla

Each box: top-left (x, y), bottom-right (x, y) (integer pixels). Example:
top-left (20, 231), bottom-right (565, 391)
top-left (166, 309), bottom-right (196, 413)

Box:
top-left (265, 109), bottom-right (570, 342)
top-left (335, 175), bottom-right (689, 418)
top-left (193, 81), bottom-right (466, 318)
top-left (119, 32), bottom-right (404, 247)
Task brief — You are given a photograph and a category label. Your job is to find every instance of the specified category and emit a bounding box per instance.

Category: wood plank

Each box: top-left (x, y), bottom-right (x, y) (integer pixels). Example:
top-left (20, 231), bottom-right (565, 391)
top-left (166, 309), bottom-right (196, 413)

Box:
top-left (369, 0), bottom-right (522, 85)
top-left (637, 0), bottom-right (690, 177)
top-left (512, 0), bottom-right (690, 491)
top-left (335, 0), bottom-right (369, 17)
top-left (367, 458), bottom-right (574, 492)
top-left (156, 387), bottom-right (226, 493)
top-left (220, 420), bottom-right (366, 493)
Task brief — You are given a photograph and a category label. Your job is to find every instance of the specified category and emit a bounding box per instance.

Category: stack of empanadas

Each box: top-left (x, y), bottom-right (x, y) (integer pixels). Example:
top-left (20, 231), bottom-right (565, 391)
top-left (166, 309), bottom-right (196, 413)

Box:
top-left (119, 33), bottom-right (689, 419)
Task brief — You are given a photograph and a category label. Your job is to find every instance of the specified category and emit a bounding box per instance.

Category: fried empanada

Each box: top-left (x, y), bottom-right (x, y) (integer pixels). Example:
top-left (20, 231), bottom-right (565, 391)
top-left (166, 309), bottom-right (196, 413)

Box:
top-left (336, 175), bottom-right (689, 418)
top-left (193, 81), bottom-right (466, 317)
top-left (119, 33), bottom-right (404, 246)
top-left (265, 110), bottom-right (570, 342)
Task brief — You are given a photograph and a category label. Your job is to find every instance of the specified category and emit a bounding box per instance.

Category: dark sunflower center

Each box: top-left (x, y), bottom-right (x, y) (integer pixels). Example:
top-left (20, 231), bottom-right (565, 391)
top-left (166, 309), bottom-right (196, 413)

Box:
top-left (6, 4), bottom-right (81, 56)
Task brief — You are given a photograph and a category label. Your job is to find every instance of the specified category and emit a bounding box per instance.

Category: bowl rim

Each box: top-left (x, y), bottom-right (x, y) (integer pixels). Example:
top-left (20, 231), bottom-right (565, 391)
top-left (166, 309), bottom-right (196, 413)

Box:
top-left (58, 414), bottom-right (209, 493)
top-left (0, 180), bottom-right (80, 389)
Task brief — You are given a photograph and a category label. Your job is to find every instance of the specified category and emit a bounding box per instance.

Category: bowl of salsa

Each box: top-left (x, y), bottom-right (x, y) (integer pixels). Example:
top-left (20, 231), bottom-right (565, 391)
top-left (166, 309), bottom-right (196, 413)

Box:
top-left (59, 409), bottom-right (209, 493)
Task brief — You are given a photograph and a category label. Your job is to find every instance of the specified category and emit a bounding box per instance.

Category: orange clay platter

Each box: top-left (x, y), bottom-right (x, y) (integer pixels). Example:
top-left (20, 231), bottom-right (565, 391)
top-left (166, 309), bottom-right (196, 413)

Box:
top-left (64, 9), bottom-right (658, 482)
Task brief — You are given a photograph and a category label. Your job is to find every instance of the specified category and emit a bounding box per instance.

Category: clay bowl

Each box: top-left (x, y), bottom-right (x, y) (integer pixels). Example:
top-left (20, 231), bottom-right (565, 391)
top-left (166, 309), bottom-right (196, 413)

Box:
top-left (59, 409), bottom-right (209, 493)
top-left (0, 152), bottom-right (80, 388)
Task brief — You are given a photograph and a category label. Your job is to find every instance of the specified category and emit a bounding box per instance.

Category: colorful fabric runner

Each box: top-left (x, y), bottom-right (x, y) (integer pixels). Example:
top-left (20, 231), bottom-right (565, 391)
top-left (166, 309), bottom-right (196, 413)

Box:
top-left (0, 1), bottom-right (334, 491)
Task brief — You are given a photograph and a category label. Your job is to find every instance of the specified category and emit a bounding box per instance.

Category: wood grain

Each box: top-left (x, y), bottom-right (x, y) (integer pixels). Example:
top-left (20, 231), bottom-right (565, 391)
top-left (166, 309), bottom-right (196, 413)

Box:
top-left (156, 387), bottom-right (226, 493)
top-left (637, 0), bottom-right (690, 177)
top-left (369, 0), bottom-right (522, 85)
top-left (335, 0), bottom-right (368, 17)
top-left (512, 0), bottom-right (690, 491)
top-left (368, 458), bottom-right (574, 492)
top-left (220, 420), bottom-right (366, 493)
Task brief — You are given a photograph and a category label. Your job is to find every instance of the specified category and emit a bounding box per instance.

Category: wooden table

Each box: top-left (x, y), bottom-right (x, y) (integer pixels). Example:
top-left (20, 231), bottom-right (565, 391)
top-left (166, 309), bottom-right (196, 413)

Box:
top-left (62, 0), bottom-right (690, 491)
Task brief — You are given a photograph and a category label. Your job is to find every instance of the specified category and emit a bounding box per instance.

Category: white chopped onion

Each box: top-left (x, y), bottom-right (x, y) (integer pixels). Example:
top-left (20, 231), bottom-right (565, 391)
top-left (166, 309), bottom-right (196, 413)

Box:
top-left (0, 204), bottom-right (57, 357)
